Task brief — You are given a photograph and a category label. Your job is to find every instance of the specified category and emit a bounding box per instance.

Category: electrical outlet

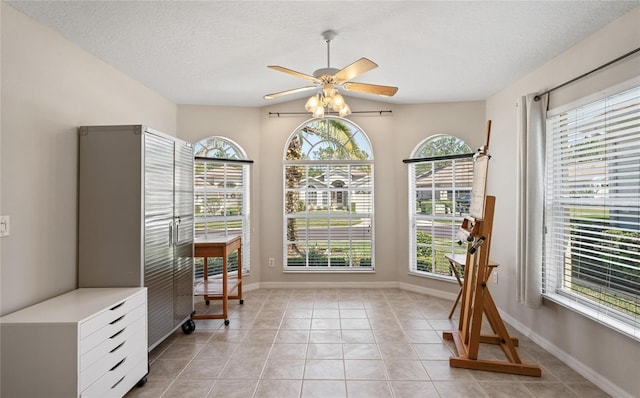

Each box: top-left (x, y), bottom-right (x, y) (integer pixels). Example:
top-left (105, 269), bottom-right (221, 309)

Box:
top-left (268, 258), bottom-right (275, 267)
top-left (0, 216), bottom-right (9, 237)
top-left (493, 271), bottom-right (498, 284)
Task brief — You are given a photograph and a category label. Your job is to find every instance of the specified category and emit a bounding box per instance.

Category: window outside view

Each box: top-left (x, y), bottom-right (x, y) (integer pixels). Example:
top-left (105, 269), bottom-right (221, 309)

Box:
top-left (409, 135), bottom-right (473, 277)
top-left (544, 85), bottom-right (639, 334)
top-left (284, 117), bottom-right (374, 270)
top-left (193, 137), bottom-right (250, 277)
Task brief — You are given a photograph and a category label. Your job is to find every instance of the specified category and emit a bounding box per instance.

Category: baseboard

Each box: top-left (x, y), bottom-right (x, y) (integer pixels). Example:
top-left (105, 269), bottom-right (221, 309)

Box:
top-left (397, 282), bottom-right (458, 301)
top-left (254, 281), bottom-right (458, 302)
top-left (499, 310), bottom-right (634, 398)
top-left (257, 281), bottom-right (399, 290)
top-left (242, 282), bottom-right (261, 293)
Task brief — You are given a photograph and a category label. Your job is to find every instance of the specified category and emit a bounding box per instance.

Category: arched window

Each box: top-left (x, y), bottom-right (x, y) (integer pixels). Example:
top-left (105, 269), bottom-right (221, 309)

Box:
top-left (193, 137), bottom-right (250, 275)
top-left (409, 135), bottom-right (472, 277)
top-left (283, 117), bottom-right (374, 270)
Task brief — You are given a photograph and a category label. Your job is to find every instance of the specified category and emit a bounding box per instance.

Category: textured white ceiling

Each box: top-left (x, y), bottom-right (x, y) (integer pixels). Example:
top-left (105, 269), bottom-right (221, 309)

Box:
top-left (7, 1), bottom-right (639, 107)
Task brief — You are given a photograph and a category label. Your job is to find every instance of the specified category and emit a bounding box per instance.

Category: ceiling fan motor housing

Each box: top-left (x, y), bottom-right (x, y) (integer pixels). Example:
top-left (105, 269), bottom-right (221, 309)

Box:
top-left (313, 68), bottom-right (340, 80)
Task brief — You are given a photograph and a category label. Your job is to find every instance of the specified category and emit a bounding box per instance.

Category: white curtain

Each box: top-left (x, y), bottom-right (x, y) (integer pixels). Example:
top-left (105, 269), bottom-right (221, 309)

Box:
top-left (516, 93), bottom-right (548, 308)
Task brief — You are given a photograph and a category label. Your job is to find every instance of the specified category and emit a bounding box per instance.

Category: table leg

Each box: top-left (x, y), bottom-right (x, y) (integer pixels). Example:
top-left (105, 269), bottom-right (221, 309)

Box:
top-left (222, 248), bottom-right (228, 321)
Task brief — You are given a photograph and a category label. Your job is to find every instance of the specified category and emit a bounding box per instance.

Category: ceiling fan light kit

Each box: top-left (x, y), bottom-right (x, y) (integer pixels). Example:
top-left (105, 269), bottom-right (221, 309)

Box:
top-left (304, 85), bottom-right (351, 118)
top-left (264, 30), bottom-right (397, 118)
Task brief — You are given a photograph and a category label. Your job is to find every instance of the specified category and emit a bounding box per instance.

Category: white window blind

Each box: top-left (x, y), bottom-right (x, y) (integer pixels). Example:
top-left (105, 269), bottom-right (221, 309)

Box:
top-left (193, 136), bottom-right (251, 279)
top-left (283, 117), bottom-right (374, 271)
top-left (544, 85), bottom-right (640, 338)
top-left (408, 136), bottom-right (473, 278)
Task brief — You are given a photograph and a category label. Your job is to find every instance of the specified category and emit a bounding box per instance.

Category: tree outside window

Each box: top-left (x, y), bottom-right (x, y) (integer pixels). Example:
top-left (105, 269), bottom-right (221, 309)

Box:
top-left (284, 117), bottom-right (374, 270)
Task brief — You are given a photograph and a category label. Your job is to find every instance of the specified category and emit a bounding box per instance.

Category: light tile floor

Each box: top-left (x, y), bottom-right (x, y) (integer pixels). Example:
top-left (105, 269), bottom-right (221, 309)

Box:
top-left (125, 288), bottom-right (610, 398)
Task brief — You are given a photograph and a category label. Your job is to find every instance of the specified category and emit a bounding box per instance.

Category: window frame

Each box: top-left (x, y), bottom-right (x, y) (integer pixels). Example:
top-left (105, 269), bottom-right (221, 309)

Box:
top-left (282, 117), bottom-right (375, 272)
top-left (543, 80), bottom-right (640, 340)
top-left (193, 137), bottom-right (251, 277)
top-left (408, 135), bottom-right (474, 280)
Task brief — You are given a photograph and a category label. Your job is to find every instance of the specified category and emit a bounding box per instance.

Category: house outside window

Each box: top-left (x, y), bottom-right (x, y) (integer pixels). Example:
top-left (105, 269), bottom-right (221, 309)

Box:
top-left (408, 135), bottom-right (473, 277)
top-left (193, 137), bottom-right (250, 277)
top-left (283, 117), bottom-right (374, 271)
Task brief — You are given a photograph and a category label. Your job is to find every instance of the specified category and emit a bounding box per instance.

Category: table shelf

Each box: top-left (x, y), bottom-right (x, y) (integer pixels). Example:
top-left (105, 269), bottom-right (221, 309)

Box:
top-left (191, 235), bottom-right (243, 325)
top-left (194, 276), bottom-right (241, 297)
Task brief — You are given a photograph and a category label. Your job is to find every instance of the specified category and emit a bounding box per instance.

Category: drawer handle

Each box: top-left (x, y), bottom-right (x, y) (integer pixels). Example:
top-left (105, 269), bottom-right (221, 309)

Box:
top-left (110, 314), bottom-right (126, 325)
top-left (110, 302), bottom-right (125, 311)
top-left (111, 376), bottom-right (126, 389)
top-left (110, 327), bottom-right (126, 339)
top-left (110, 341), bottom-right (126, 353)
top-left (110, 357), bottom-right (126, 371)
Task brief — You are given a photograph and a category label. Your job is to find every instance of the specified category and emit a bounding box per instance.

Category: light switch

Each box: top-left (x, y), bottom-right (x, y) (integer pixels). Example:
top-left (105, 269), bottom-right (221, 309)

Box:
top-left (0, 216), bottom-right (10, 237)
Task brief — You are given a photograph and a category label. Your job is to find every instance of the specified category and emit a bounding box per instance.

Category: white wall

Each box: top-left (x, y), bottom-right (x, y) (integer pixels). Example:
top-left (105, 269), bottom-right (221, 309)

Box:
top-left (219, 96), bottom-right (484, 288)
top-left (486, 7), bottom-right (640, 397)
top-left (176, 105), bottom-right (262, 286)
top-left (393, 102), bottom-right (486, 296)
top-left (0, 3), bottom-right (177, 315)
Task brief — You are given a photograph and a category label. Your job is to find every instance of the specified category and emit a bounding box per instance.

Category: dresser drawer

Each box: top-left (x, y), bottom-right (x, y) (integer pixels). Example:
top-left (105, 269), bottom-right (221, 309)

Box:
top-left (80, 302), bottom-right (146, 354)
top-left (80, 313), bottom-right (145, 373)
top-left (80, 316), bottom-right (146, 391)
top-left (80, 345), bottom-right (147, 398)
top-left (79, 290), bottom-right (146, 340)
top-left (101, 356), bottom-right (147, 398)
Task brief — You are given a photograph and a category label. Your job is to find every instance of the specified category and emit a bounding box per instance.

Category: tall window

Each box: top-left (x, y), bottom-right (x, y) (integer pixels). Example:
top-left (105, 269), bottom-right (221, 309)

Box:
top-left (283, 117), bottom-right (374, 270)
top-left (193, 137), bottom-right (250, 276)
top-left (409, 135), bottom-right (473, 277)
top-left (544, 84), bottom-right (639, 338)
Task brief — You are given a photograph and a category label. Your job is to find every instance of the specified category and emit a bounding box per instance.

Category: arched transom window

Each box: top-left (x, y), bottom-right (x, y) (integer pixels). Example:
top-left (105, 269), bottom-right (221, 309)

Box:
top-left (283, 117), bottom-right (374, 271)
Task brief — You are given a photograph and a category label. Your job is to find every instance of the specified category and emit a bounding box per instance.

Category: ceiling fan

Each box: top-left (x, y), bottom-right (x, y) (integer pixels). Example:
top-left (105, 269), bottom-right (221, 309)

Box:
top-left (264, 30), bottom-right (398, 117)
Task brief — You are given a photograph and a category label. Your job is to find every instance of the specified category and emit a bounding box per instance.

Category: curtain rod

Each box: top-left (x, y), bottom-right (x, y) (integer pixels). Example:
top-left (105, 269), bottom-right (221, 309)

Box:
top-left (534, 47), bottom-right (640, 101)
top-left (268, 110), bottom-right (392, 117)
top-left (195, 156), bottom-right (254, 164)
top-left (402, 152), bottom-right (475, 164)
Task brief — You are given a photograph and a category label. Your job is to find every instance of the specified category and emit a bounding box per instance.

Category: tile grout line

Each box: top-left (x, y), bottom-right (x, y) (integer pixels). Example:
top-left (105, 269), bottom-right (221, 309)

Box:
top-left (133, 289), bottom-right (609, 398)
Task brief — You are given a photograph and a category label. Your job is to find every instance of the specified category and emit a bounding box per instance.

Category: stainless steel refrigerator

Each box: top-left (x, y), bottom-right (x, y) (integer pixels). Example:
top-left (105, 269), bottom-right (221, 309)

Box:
top-left (78, 125), bottom-right (194, 349)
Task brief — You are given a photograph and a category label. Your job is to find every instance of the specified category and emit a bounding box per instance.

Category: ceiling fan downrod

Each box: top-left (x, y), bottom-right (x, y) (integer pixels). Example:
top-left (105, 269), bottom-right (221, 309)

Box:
top-left (322, 30), bottom-right (336, 68)
top-left (314, 30), bottom-right (339, 78)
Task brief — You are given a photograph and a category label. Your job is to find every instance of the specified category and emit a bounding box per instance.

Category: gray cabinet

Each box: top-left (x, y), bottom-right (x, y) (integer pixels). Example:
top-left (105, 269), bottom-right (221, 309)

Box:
top-left (78, 125), bottom-right (194, 349)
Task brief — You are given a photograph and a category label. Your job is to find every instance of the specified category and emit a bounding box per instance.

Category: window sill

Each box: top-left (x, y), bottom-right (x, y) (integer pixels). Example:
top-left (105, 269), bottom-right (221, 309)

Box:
top-left (283, 267), bottom-right (375, 274)
top-left (543, 292), bottom-right (639, 342)
top-left (408, 271), bottom-right (459, 284)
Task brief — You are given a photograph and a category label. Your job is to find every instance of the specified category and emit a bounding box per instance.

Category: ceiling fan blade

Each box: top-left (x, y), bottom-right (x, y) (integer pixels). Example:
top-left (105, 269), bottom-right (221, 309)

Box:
top-left (264, 86), bottom-right (317, 100)
top-left (334, 58), bottom-right (378, 82)
top-left (267, 65), bottom-right (319, 83)
top-left (342, 82), bottom-right (398, 97)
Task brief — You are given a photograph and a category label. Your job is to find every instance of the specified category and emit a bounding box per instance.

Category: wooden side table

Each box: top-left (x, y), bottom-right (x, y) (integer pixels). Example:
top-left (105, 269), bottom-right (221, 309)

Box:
top-left (192, 235), bottom-right (243, 325)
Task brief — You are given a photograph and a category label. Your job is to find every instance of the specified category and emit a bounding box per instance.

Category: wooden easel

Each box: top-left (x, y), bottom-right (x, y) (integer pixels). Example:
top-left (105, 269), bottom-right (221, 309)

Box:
top-left (442, 121), bottom-right (542, 377)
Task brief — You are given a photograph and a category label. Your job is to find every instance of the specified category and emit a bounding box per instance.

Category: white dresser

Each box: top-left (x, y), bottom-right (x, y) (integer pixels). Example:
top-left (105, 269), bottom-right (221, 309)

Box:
top-left (1, 288), bottom-right (148, 398)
